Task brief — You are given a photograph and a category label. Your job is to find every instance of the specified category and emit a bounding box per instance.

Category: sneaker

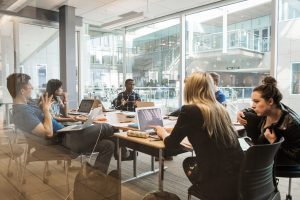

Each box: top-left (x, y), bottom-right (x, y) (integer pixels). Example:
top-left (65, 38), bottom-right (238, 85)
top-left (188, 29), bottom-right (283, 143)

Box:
top-left (121, 150), bottom-right (138, 161)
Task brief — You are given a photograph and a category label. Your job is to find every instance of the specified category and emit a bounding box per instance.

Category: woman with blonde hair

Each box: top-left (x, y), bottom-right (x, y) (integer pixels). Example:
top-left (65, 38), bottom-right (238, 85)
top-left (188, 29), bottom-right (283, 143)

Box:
top-left (155, 72), bottom-right (243, 200)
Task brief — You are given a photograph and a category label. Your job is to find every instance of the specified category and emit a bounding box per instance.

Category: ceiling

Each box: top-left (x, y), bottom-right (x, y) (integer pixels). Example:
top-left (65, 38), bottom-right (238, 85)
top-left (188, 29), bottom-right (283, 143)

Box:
top-left (1, 0), bottom-right (224, 27)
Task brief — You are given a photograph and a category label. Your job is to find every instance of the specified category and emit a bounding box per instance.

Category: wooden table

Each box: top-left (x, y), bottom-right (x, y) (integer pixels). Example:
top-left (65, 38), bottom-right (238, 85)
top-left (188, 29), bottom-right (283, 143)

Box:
top-left (114, 132), bottom-right (166, 191)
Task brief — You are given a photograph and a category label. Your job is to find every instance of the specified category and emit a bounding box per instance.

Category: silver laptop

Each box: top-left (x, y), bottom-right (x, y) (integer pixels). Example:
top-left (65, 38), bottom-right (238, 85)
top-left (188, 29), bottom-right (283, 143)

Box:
top-left (135, 107), bottom-right (163, 133)
top-left (68, 99), bottom-right (94, 115)
top-left (58, 107), bottom-right (101, 132)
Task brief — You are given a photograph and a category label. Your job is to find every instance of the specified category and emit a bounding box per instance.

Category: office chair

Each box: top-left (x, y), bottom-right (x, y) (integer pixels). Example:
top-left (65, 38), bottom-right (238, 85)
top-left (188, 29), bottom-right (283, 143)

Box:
top-left (275, 164), bottom-right (300, 200)
top-left (188, 138), bottom-right (284, 200)
top-left (17, 129), bottom-right (77, 197)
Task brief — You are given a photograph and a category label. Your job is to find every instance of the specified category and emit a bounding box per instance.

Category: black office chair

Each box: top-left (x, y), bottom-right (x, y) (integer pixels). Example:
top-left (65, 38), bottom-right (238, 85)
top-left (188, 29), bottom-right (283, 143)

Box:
top-left (275, 164), bottom-right (300, 200)
top-left (188, 138), bottom-right (284, 200)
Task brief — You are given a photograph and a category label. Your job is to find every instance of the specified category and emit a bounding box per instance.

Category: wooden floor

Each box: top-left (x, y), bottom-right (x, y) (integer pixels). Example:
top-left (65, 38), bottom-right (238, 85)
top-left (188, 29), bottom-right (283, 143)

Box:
top-left (0, 129), bottom-right (299, 200)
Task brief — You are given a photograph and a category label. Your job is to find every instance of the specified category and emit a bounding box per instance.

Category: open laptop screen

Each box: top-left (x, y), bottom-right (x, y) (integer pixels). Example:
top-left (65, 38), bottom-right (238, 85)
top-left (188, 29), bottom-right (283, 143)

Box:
top-left (136, 107), bottom-right (163, 131)
top-left (78, 99), bottom-right (94, 113)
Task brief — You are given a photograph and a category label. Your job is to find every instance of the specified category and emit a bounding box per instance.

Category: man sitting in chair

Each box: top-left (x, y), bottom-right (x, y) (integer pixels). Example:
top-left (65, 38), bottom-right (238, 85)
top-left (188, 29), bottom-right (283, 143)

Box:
top-left (115, 79), bottom-right (141, 112)
top-left (7, 73), bottom-right (115, 174)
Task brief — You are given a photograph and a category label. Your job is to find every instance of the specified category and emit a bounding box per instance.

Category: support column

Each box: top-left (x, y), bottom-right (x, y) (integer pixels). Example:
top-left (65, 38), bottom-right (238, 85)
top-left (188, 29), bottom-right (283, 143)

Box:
top-left (59, 5), bottom-right (77, 108)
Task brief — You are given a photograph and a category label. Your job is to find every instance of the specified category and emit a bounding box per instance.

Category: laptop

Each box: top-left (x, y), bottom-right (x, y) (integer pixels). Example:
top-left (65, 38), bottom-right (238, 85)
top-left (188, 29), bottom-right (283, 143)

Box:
top-left (58, 107), bottom-right (101, 132)
top-left (135, 107), bottom-right (164, 134)
top-left (69, 99), bottom-right (94, 115)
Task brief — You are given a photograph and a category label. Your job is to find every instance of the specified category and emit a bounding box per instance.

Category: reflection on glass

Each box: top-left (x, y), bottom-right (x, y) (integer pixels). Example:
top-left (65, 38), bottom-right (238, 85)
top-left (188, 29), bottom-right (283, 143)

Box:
top-left (81, 24), bottom-right (123, 109)
top-left (185, 0), bottom-right (272, 118)
top-left (126, 19), bottom-right (180, 111)
top-left (19, 23), bottom-right (60, 99)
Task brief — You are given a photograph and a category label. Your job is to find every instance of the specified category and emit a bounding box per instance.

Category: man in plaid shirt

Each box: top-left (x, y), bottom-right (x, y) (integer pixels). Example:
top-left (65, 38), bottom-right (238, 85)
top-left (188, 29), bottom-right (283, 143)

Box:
top-left (116, 79), bottom-right (141, 112)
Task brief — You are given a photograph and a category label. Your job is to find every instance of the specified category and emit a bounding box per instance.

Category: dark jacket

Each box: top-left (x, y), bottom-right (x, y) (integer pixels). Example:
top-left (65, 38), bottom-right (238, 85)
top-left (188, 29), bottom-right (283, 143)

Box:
top-left (243, 103), bottom-right (300, 164)
top-left (165, 105), bottom-right (243, 200)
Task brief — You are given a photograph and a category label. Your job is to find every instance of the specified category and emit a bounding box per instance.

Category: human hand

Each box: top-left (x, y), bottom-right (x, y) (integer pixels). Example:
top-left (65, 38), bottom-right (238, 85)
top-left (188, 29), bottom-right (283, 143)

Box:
top-left (41, 93), bottom-right (53, 113)
top-left (237, 111), bottom-right (247, 126)
top-left (151, 126), bottom-right (169, 140)
top-left (264, 128), bottom-right (277, 144)
top-left (165, 127), bottom-right (173, 134)
top-left (62, 92), bottom-right (68, 104)
top-left (121, 98), bottom-right (127, 106)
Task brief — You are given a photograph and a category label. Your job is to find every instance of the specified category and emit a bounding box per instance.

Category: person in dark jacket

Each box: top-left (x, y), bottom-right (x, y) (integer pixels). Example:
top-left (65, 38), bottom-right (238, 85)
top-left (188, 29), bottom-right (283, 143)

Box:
top-left (237, 76), bottom-right (300, 165)
top-left (154, 72), bottom-right (243, 200)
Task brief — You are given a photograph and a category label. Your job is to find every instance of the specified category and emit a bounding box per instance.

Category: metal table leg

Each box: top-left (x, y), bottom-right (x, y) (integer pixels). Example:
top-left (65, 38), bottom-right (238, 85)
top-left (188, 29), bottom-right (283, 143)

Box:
top-left (158, 149), bottom-right (163, 191)
top-left (117, 138), bottom-right (121, 180)
top-left (133, 150), bottom-right (137, 177)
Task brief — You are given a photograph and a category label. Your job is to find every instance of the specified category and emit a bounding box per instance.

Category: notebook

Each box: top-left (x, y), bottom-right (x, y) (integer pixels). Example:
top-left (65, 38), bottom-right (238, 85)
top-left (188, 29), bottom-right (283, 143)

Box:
top-left (68, 99), bottom-right (94, 115)
top-left (136, 101), bottom-right (155, 108)
top-left (135, 107), bottom-right (163, 133)
top-left (58, 107), bottom-right (101, 132)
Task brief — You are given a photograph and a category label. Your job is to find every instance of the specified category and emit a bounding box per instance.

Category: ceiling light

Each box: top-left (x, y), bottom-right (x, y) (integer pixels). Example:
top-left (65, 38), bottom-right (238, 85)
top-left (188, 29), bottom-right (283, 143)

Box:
top-left (100, 11), bottom-right (145, 30)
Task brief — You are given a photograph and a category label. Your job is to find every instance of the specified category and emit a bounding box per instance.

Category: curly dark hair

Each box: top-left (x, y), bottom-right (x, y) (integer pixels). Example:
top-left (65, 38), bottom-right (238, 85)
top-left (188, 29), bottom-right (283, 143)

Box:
top-left (46, 79), bottom-right (63, 101)
top-left (253, 76), bottom-right (282, 106)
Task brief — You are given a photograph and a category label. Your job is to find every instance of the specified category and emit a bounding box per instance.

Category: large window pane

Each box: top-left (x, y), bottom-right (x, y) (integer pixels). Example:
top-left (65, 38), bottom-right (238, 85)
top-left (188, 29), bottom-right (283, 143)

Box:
top-left (277, 0), bottom-right (300, 113)
top-left (18, 23), bottom-right (60, 98)
top-left (81, 24), bottom-right (123, 109)
top-left (126, 18), bottom-right (180, 113)
top-left (186, 0), bottom-right (272, 119)
top-left (279, 0), bottom-right (300, 21)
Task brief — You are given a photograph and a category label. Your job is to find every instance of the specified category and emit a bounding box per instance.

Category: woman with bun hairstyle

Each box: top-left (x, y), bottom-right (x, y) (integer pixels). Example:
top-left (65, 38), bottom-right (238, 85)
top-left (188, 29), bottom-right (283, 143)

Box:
top-left (237, 76), bottom-right (300, 164)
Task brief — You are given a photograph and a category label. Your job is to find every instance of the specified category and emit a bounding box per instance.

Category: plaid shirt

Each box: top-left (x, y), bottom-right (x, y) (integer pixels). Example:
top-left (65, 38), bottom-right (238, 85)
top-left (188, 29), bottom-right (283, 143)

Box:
top-left (116, 91), bottom-right (141, 112)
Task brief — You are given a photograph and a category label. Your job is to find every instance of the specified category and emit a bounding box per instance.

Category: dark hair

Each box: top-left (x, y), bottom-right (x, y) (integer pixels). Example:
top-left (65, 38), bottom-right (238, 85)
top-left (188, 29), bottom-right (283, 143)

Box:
top-left (210, 72), bottom-right (220, 85)
top-left (125, 79), bottom-right (134, 84)
top-left (253, 76), bottom-right (282, 106)
top-left (46, 79), bottom-right (63, 101)
top-left (6, 73), bottom-right (31, 98)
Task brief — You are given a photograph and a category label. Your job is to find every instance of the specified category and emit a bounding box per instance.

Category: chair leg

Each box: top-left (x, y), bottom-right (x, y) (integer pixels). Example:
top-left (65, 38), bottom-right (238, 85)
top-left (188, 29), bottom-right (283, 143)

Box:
top-left (188, 194), bottom-right (192, 200)
top-left (286, 178), bottom-right (292, 200)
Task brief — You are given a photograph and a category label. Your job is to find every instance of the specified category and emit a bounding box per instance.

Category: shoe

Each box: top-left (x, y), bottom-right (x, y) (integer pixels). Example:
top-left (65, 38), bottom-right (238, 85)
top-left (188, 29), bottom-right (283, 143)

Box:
top-left (155, 156), bottom-right (173, 161)
top-left (122, 150), bottom-right (138, 161)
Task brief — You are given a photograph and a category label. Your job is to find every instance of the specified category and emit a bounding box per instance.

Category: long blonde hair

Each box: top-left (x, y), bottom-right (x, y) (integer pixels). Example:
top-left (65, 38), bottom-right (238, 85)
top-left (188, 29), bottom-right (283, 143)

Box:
top-left (184, 72), bottom-right (237, 146)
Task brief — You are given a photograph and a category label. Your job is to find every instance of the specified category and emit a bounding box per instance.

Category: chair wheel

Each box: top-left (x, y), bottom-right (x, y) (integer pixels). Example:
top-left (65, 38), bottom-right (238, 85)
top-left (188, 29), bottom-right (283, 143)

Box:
top-left (7, 172), bottom-right (13, 177)
top-left (286, 195), bottom-right (292, 200)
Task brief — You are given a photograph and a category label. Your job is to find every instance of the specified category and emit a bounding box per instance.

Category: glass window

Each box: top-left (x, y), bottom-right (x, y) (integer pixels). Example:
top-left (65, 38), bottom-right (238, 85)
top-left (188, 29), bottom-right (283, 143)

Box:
top-left (125, 18), bottom-right (180, 112)
top-left (81, 24), bottom-right (123, 109)
top-left (292, 63), bottom-right (300, 94)
top-left (18, 23), bottom-right (60, 99)
top-left (279, 0), bottom-right (300, 21)
top-left (185, 0), bottom-right (272, 119)
top-left (277, 2), bottom-right (300, 112)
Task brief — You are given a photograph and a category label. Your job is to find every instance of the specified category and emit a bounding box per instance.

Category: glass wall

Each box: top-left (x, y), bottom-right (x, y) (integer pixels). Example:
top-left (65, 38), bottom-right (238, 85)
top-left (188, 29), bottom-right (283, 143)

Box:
top-left (0, 16), bottom-right (14, 126)
top-left (277, 0), bottom-right (300, 113)
top-left (126, 18), bottom-right (180, 112)
top-left (185, 0), bottom-right (272, 118)
top-left (18, 23), bottom-right (60, 99)
top-left (80, 24), bottom-right (123, 108)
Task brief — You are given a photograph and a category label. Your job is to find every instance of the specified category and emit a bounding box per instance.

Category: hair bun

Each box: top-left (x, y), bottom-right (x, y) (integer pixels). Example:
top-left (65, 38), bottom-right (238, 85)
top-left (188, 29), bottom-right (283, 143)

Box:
top-left (262, 76), bottom-right (277, 87)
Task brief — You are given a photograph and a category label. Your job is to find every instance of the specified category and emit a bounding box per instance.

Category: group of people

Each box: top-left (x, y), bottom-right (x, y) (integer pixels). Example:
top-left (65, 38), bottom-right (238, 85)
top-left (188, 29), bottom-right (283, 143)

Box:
top-left (6, 71), bottom-right (300, 199)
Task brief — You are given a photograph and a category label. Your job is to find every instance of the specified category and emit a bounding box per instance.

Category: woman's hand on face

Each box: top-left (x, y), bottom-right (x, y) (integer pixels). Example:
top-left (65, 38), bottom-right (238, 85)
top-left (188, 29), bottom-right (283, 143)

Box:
top-left (264, 128), bottom-right (277, 144)
top-left (237, 111), bottom-right (247, 126)
top-left (62, 92), bottom-right (68, 104)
